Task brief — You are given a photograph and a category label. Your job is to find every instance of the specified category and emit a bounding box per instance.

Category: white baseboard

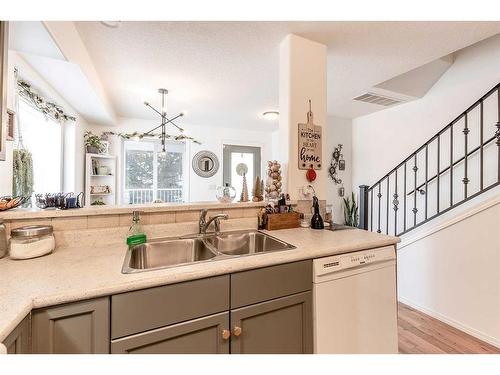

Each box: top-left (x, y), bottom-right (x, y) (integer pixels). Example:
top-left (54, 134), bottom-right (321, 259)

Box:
top-left (398, 296), bottom-right (500, 349)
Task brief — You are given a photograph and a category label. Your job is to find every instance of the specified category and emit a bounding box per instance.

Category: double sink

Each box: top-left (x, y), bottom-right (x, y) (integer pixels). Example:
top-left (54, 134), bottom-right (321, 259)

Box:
top-left (122, 230), bottom-right (296, 274)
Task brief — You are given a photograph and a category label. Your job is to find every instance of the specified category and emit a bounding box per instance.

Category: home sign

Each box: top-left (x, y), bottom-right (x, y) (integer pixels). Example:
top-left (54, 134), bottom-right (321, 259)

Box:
top-left (298, 100), bottom-right (322, 170)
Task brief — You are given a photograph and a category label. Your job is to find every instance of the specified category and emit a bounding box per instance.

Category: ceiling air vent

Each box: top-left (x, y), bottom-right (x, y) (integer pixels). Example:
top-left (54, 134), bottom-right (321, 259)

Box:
top-left (353, 92), bottom-right (403, 107)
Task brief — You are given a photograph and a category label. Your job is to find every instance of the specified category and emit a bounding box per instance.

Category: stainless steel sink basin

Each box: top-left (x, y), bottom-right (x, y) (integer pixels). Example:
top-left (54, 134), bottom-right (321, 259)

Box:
top-left (204, 230), bottom-right (296, 256)
top-left (122, 238), bottom-right (218, 273)
top-left (122, 230), bottom-right (296, 273)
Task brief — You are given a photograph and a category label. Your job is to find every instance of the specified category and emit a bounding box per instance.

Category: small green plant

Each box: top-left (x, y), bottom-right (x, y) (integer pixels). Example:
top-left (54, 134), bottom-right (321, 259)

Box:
top-left (343, 192), bottom-right (359, 227)
top-left (84, 131), bottom-right (105, 153)
top-left (91, 199), bottom-right (106, 206)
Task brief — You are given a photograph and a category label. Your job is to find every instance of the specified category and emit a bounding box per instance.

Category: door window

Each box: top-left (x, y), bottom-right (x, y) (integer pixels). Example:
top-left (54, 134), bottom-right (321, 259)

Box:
top-left (223, 145), bottom-right (261, 200)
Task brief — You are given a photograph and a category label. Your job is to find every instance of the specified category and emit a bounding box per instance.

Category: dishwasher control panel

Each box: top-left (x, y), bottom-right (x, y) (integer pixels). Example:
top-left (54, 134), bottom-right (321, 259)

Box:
top-left (314, 246), bottom-right (395, 279)
top-left (345, 251), bottom-right (377, 267)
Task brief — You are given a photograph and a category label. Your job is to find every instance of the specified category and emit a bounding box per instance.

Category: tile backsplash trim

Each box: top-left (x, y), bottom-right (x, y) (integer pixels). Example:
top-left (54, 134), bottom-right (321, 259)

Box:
top-left (3, 207), bottom-right (261, 249)
top-left (0, 201), bottom-right (267, 221)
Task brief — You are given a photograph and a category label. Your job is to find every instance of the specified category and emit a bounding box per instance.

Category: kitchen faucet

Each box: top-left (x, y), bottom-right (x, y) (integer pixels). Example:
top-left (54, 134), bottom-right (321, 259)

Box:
top-left (198, 209), bottom-right (229, 235)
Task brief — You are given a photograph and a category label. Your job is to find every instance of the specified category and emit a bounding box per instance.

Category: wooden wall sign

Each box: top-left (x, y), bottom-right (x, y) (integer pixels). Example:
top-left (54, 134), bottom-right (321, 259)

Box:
top-left (298, 100), bottom-right (322, 170)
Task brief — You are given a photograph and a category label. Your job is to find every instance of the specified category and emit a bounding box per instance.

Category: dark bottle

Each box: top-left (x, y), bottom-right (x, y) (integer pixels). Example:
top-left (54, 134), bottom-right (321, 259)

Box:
top-left (311, 196), bottom-right (324, 230)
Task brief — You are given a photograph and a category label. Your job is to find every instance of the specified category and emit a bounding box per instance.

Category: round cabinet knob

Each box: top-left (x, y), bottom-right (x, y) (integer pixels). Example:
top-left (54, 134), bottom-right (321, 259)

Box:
top-left (221, 329), bottom-right (231, 340)
top-left (233, 326), bottom-right (242, 337)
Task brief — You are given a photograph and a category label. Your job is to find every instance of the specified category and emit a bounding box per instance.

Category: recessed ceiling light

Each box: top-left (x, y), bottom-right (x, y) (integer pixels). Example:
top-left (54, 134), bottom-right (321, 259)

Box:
top-left (100, 21), bottom-right (122, 28)
top-left (262, 111), bottom-right (279, 120)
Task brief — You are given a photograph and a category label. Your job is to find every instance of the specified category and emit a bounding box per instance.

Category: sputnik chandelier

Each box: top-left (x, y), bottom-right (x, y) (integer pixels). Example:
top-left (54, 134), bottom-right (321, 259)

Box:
top-left (104, 88), bottom-right (201, 151)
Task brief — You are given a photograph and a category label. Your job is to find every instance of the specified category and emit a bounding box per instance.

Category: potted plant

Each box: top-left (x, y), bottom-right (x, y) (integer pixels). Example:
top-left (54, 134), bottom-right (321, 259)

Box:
top-left (84, 131), bottom-right (105, 154)
top-left (343, 192), bottom-right (359, 227)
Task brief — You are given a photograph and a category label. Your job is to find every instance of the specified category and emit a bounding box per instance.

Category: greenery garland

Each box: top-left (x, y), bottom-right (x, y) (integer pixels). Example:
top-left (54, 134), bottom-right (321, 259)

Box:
top-left (17, 79), bottom-right (76, 122)
top-left (102, 131), bottom-right (201, 145)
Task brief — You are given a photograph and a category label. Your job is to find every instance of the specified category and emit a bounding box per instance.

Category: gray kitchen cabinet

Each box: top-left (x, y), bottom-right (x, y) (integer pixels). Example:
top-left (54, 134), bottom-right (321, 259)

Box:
top-left (111, 275), bottom-right (229, 339)
top-left (230, 260), bottom-right (312, 308)
top-left (230, 291), bottom-right (313, 354)
top-left (111, 312), bottom-right (230, 354)
top-left (2, 314), bottom-right (31, 354)
top-left (24, 260), bottom-right (312, 354)
top-left (32, 297), bottom-right (110, 354)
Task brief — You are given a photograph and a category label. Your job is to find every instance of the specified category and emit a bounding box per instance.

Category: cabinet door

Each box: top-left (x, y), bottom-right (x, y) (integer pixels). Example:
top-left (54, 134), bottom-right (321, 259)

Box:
top-left (32, 297), bottom-right (110, 354)
top-left (3, 314), bottom-right (31, 354)
top-left (230, 291), bottom-right (312, 354)
top-left (111, 312), bottom-right (229, 354)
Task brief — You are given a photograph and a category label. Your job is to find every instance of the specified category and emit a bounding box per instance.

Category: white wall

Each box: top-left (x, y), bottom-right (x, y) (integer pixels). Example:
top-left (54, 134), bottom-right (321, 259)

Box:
top-left (0, 142), bottom-right (13, 196)
top-left (353, 34), bottom-right (500, 190)
top-left (351, 34), bottom-right (500, 346)
top-left (278, 34), bottom-right (327, 200)
top-left (325, 116), bottom-right (352, 223)
top-left (86, 117), bottom-right (274, 203)
top-left (0, 51), bottom-right (87, 196)
top-left (398, 196), bottom-right (500, 347)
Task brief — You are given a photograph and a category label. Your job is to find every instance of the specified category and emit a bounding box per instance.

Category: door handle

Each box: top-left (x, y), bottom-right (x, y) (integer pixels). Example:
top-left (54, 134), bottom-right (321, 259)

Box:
top-left (233, 326), bottom-right (242, 337)
top-left (221, 329), bottom-right (231, 340)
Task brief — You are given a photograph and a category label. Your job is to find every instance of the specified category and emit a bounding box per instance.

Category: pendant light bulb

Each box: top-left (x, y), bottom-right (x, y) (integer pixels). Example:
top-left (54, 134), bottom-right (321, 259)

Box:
top-left (159, 144), bottom-right (167, 156)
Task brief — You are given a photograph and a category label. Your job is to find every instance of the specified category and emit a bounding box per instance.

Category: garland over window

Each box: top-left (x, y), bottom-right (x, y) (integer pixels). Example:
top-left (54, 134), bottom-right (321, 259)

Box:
top-left (102, 131), bottom-right (201, 144)
top-left (17, 78), bottom-right (76, 122)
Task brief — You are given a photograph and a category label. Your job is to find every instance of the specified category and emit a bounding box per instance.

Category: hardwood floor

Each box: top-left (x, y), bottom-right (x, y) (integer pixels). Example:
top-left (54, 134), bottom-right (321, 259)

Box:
top-left (398, 303), bottom-right (500, 354)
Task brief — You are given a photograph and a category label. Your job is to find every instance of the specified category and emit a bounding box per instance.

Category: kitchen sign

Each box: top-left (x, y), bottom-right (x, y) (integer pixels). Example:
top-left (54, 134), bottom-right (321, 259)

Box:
top-left (298, 100), bottom-right (322, 170)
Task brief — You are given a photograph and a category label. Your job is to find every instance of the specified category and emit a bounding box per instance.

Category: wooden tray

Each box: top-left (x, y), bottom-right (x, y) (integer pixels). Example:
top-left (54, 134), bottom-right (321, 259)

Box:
top-left (265, 212), bottom-right (300, 231)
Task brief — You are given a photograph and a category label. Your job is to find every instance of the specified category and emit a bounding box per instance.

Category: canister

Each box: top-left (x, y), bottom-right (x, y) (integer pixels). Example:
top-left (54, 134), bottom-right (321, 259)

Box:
top-left (10, 225), bottom-right (55, 260)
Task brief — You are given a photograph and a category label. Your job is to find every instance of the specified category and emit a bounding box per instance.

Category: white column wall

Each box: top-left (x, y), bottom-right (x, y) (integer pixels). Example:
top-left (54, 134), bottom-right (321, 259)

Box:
top-left (278, 34), bottom-right (327, 200)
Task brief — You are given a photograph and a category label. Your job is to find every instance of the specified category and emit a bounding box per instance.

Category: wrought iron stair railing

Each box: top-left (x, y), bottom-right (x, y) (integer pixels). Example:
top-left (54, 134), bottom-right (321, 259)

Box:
top-left (359, 82), bottom-right (500, 236)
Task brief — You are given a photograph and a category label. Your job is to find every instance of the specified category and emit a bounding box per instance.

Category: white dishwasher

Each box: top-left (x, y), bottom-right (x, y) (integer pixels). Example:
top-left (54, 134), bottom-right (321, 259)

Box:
top-left (313, 246), bottom-right (398, 354)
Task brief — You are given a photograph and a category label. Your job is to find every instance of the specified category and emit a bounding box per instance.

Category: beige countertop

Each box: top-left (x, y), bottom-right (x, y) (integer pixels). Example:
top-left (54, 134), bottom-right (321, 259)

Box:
top-left (0, 227), bottom-right (399, 347)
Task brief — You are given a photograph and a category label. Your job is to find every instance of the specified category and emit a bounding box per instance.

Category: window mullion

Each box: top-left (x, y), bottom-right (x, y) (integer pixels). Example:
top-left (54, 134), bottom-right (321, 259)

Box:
top-left (152, 143), bottom-right (158, 202)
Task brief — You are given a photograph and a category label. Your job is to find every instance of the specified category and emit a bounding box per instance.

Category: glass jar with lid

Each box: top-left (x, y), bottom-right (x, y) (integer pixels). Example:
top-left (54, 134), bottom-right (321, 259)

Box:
top-left (9, 225), bottom-right (55, 260)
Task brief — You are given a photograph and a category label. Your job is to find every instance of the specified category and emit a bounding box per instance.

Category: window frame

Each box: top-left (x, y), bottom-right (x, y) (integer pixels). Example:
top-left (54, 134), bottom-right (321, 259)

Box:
top-left (17, 96), bottom-right (64, 193)
top-left (121, 138), bottom-right (188, 204)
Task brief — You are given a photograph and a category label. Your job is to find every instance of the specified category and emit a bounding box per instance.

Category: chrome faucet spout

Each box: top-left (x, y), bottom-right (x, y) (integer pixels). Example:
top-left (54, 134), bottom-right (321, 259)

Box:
top-left (198, 209), bottom-right (208, 234)
top-left (198, 210), bottom-right (229, 235)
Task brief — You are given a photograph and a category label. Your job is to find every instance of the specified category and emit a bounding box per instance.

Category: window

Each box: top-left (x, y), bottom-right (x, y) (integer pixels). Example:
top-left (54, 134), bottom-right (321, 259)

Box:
top-left (17, 98), bottom-right (62, 193)
top-left (222, 144), bottom-right (261, 200)
top-left (123, 140), bottom-right (186, 204)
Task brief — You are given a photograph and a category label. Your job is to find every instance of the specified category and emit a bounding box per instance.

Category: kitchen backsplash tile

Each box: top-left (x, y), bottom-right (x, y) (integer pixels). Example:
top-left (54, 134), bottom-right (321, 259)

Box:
top-left (3, 205), bottom-right (262, 249)
top-left (51, 217), bottom-right (88, 231)
top-left (88, 214), bottom-right (120, 229)
top-left (149, 212), bottom-right (176, 225)
top-left (175, 210), bottom-right (200, 223)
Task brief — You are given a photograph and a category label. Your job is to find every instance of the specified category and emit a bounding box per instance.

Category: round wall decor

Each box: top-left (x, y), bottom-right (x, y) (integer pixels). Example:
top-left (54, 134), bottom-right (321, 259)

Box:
top-left (192, 150), bottom-right (220, 178)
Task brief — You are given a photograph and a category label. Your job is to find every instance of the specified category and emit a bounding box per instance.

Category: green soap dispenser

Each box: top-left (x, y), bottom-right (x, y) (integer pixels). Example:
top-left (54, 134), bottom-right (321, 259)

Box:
top-left (127, 210), bottom-right (147, 246)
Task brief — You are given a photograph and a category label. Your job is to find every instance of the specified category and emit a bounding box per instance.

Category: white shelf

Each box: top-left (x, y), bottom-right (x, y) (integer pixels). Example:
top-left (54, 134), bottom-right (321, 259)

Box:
top-left (86, 153), bottom-right (116, 159)
top-left (85, 153), bottom-right (117, 207)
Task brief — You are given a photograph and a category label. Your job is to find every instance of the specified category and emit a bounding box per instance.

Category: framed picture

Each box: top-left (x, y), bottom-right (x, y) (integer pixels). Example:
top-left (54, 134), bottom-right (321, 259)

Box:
top-left (0, 21), bottom-right (9, 161)
top-left (7, 109), bottom-right (14, 140)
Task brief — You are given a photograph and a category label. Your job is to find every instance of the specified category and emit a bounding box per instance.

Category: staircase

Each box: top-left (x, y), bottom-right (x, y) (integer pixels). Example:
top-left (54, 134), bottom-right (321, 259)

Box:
top-left (359, 83), bottom-right (500, 236)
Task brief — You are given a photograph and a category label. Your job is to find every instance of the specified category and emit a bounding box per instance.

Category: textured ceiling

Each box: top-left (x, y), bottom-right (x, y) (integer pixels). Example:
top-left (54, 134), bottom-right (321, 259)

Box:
top-left (74, 21), bottom-right (500, 129)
